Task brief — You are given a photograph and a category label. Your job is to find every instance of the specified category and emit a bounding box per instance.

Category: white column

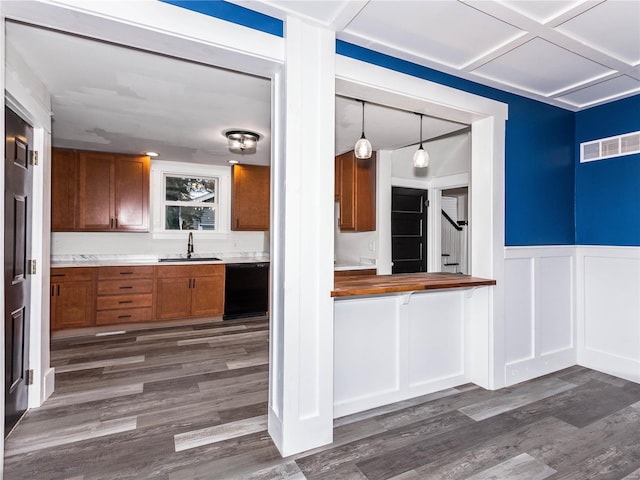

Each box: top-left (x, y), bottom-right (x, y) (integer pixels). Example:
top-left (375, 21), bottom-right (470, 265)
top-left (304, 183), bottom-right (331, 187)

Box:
top-left (268, 17), bottom-right (336, 456)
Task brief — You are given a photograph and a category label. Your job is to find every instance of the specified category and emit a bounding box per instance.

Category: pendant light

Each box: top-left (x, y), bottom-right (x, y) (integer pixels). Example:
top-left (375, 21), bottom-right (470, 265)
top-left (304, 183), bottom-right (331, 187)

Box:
top-left (413, 113), bottom-right (429, 168)
top-left (354, 100), bottom-right (372, 159)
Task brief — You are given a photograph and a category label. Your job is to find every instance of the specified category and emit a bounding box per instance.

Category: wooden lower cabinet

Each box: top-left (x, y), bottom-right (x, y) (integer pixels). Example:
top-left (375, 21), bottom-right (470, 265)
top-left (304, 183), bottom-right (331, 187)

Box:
top-left (51, 264), bottom-right (226, 330)
top-left (96, 266), bottom-right (154, 325)
top-left (50, 268), bottom-right (96, 330)
top-left (155, 264), bottom-right (225, 320)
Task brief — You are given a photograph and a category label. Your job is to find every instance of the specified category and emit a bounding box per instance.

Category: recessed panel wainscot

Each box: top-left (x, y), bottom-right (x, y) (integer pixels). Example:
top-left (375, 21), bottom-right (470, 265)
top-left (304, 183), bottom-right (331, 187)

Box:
top-left (333, 273), bottom-right (495, 418)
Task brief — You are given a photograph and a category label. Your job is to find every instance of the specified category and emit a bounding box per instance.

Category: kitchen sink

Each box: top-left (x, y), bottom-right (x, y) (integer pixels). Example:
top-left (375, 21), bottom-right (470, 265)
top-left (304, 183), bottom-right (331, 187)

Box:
top-left (159, 257), bottom-right (222, 262)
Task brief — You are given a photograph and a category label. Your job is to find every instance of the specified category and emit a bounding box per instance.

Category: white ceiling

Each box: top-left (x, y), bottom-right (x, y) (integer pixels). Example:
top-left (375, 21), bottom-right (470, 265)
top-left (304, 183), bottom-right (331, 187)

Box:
top-left (233, 0), bottom-right (640, 110)
top-left (5, 22), bottom-right (464, 166)
top-left (8, 1), bottom-right (637, 165)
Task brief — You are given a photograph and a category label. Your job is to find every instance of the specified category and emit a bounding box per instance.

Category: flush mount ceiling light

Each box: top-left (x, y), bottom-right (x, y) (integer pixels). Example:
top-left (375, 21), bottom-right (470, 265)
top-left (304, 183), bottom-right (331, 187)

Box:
top-left (228, 159), bottom-right (240, 165)
top-left (413, 113), bottom-right (430, 168)
top-left (225, 130), bottom-right (260, 154)
top-left (354, 100), bottom-right (372, 159)
top-left (145, 151), bottom-right (159, 157)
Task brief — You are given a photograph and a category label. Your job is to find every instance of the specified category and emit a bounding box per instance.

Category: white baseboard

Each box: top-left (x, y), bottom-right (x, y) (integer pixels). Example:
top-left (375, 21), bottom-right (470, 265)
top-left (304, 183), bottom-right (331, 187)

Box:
top-left (505, 348), bottom-right (576, 386)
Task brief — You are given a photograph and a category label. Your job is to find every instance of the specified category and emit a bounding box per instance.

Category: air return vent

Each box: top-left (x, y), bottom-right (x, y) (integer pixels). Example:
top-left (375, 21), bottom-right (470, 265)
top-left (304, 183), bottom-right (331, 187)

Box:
top-left (581, 131), bottom-right (640, 163)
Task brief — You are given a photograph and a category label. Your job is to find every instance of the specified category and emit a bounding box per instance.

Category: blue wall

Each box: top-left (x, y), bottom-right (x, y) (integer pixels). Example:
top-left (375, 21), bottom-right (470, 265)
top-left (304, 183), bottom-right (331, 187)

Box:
top-left (336, 42), bottom-right (576, 246)
top-left (161, 1), bottom-right (577, 246)
top-left (575, 95), bottom-right (640, 246)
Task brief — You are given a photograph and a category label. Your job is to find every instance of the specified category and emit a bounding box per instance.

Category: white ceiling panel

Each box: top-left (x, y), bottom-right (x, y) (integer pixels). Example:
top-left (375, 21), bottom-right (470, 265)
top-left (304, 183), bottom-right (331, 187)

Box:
top-left (472, 37), bottom-right (613, 95)
top-left (344, 1), bottom-right (524, 68)
top-left (557, 0), bottom-right (640, 64)
top-left (501, 0), bottom-right (585, 24)
top-left (557, 75), bottom-right (640, 108)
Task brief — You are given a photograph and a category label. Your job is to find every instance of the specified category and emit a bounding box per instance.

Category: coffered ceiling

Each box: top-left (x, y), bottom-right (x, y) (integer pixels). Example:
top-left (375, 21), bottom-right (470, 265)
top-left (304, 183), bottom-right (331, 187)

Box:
top-left (232, 0), bottom-right (640, 110)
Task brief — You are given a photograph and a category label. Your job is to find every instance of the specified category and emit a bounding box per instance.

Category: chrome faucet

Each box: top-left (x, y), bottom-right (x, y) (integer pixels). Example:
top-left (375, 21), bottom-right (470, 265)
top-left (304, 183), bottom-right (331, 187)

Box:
top-left (187, 232), bottom-right (194, 258)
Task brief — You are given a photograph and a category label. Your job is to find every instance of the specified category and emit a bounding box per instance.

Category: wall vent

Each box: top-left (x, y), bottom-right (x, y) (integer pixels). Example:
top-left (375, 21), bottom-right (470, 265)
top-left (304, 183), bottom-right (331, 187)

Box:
top-left (581, 131), bottom-right (640, 163)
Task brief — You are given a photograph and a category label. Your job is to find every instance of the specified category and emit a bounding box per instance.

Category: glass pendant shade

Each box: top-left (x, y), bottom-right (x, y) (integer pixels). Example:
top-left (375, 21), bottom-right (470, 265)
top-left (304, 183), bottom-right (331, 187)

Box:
top-left (355, 134), bottom-right (372, 159)
top-left (413, 113), bottom-right (429, 168)
top-left (413, 145), bottom-right (429, 168)
top-left (354, 100), bottom-right (372, 159)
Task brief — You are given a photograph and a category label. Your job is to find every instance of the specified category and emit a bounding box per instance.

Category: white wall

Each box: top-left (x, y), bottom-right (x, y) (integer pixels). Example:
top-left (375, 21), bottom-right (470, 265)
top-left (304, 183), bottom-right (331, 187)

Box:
top-left (51, 231), bottom-right (267, 257)
top-left (334, 203), bottom-right (376, 264)
top-left (51, 160), bottom-right (269, 258)
top-left (504, 247), bottom-right (576, 385)
top-left (577, 246), bottom-right (640, 383)
top-left (391, 130), bottom-right (470, 181)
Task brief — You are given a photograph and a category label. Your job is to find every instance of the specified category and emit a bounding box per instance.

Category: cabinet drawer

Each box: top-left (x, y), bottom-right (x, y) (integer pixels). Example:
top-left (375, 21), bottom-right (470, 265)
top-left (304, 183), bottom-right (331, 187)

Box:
top-left (98, 279), bottom-right (153, 295)
top-left (156, 264), bottom-right (224, 278)
top-left (98, 266), bottom-right (154, 280)
top-left (97, 293), bottom-right (152, 310)
top-left (96, 307), bottom-right (152, 325)
top-left (51, 267), bottom-right (96, 282)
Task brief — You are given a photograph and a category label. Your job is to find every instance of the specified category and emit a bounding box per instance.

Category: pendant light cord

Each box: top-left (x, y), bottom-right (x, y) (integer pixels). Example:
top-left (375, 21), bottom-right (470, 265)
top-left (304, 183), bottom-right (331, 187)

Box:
top-left (419, 114), bottom-right (424, 147)
top-left (361, 100), bottom-right (366, 137)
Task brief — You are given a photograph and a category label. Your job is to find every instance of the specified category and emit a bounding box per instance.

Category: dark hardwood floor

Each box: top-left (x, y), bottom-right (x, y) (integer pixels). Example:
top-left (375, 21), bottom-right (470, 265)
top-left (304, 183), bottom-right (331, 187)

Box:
top-left (4, 318), bottom-right (640, 479)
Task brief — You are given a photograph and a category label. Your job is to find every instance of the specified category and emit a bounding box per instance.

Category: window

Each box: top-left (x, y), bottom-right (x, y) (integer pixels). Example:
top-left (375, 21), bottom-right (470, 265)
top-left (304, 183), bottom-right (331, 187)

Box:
top-left (151, 161), bottom-right (231, 237)
top-left (163, 175), bottom-right (218, 231)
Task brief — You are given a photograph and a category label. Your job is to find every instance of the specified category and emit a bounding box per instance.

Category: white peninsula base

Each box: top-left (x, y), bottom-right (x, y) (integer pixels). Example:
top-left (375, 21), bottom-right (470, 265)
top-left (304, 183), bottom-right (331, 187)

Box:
top-left (334, 286), bottom-right (493, 418)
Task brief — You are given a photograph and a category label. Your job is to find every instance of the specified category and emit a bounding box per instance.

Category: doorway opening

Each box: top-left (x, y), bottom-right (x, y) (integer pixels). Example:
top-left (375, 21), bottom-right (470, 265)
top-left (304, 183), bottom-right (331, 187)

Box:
top-left (440, 187), bottom-right (469, 274)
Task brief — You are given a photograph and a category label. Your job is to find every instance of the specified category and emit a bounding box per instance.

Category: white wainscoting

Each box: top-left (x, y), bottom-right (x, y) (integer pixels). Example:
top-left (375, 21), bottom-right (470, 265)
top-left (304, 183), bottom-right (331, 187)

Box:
top-left (334, 289), bottom-right (475, 418)
top-left (504, 247), bottom-right (576, 386)
top-left (577, 246), bottom-right (640, 383)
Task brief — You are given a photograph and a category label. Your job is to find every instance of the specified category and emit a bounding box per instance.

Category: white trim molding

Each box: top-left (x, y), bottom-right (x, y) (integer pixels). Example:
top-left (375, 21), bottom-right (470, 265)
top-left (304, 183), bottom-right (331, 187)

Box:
top-left (504, 246), bottom-right (577, 386)
top-left (577, 246), bottom-right (640, 383)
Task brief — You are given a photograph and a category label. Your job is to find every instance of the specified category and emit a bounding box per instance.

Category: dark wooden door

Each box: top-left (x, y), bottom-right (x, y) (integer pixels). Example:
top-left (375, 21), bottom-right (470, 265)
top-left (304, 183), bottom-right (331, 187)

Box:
top-left (391, 187), bottom-right (427, 274)
top-left (4, 107), bottom-right (33, 436)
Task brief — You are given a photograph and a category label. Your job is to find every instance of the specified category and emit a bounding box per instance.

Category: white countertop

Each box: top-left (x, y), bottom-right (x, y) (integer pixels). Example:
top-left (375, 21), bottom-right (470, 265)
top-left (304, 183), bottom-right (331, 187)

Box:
top-left (51, 254), bottom-right (270, 268)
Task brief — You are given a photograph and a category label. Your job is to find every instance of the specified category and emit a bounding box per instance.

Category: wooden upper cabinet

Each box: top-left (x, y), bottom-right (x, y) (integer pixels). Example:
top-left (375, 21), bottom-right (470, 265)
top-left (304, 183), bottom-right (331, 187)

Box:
top-left (52, 148), bottom-right (150, 232)
top-left (78, 151), bottom-right (115, 231)
top-left (114, 155), bottom-right (150, 231)
top-left (336, 150), bottom-right (376, 232)
top-left (51, 148), bottom-right (78, 231)
top-left (231, 165), bottom-right (270, 231)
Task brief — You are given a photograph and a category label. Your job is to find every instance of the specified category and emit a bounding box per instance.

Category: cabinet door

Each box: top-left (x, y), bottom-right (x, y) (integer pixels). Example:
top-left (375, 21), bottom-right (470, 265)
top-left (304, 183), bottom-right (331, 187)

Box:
top-left (231, 165), bottom-right (270, 231)
top-left (77, 151), bottom-right (115, 230)
top-left (155, 277), bottom-right (191, 320)
top-left (51, 148), bottom-right (77, 231)
top-left (354, 152), bottom-right (376, 231)
top-left (337, 151), bottom-right (355, 230)
top-left (51, 282), bottom-right (95, 330)
top-left (190, 275), bottom-right (224, 316)
top-left (114, 155), bottom-right (150, 231)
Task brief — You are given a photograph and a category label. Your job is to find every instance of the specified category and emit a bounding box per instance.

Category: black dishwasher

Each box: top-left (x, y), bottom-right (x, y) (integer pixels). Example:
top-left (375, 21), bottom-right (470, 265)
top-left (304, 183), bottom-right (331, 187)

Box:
top-left (223, 262), bottom-right (269, 320)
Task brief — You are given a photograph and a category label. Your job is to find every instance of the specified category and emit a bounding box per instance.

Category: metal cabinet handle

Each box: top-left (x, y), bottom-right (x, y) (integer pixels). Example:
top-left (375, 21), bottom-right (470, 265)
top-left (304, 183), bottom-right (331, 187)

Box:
top-left (118, 315), bottom-right (132, 319)
top-left (192, 278), bottom-right (196, 288)
top-left (119, 286), bottom-right (133, 289)
top-left (118, 300), bottom-right (133, 304)
top-left (57, 285), bottom-right (60, 296)
top-left (120, 272), bottom-right (134, 275)
top-left (115, 218), bottom-right (118, 228)
top-left (110, 218), bottom-right (114, 228)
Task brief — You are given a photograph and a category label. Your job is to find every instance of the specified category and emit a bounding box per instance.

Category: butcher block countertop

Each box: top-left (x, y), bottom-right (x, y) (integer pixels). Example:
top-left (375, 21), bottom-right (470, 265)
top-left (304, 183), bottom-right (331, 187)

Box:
top-left (332, 272), bottom-right (496, 298)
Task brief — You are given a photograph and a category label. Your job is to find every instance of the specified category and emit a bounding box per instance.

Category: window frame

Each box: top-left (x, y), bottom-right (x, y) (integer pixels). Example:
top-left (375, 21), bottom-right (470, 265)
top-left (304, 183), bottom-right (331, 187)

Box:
top-left (151, 160), bottom-right (231, 239)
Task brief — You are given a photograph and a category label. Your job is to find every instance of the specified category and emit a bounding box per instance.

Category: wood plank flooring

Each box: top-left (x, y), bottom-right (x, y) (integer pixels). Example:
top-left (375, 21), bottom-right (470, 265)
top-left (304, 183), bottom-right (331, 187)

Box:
top-left (5, 318), bottom-right (640, 479)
